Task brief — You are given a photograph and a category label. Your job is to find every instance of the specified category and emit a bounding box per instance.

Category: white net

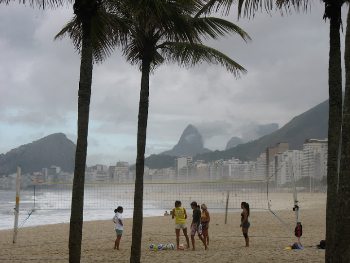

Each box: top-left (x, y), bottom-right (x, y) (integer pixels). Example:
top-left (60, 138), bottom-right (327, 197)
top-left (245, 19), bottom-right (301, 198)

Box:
top-left (28, 180), bottom-right (269, 212)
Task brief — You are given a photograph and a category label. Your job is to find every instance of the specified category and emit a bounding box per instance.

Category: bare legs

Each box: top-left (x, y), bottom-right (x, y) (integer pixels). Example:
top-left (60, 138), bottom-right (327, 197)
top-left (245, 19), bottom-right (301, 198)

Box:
top-left (202, 227), bottom-right (209, 249)
top-left (175, 228), bottom-right (190, 250)
top-left (183, 228), bottom-right (190, 249)
top-left (191, 234), bottom-right (207, 250)
top-left (242, 229), bottom-right (249, 247)
top-left (114, 235), bottom-right (122, 250)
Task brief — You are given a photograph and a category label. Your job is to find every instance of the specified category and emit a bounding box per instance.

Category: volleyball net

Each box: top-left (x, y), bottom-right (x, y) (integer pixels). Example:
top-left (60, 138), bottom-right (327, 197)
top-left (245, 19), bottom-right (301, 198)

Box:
top-left (3, 178), bottom-right (304, 235)
top-left (26, 180), bottom-right (271, 212)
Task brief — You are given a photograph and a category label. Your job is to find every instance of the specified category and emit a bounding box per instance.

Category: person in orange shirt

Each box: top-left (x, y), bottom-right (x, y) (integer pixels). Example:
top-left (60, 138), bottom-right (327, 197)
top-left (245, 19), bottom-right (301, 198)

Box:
top-left (172, 200), bottom-right (190, 250)
top-left (200, 203), bottom-right (210, 247)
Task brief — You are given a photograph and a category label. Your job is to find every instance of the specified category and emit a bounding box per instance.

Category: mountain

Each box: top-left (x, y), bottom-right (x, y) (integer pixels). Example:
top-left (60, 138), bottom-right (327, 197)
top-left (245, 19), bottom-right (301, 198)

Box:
top-left (225, 123), bottom-right (278, 150)
top-left (143, 124), bottom-right (210, 169)
top-left (195, 99), bottom-right (329, 162)
top-left (161, 124), bottom-right (211, 156)
top-left (0, 133), bottom-right (75, 175)
top-left (225, 137), bottom-right (244, 150)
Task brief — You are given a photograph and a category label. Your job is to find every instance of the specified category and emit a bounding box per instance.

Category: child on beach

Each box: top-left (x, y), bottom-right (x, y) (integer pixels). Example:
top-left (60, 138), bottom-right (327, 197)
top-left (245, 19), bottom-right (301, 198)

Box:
top-left (172, 200), bottom-right (190, 250)
top-left (240, 202), bottom-right (250, 247)
top-left (190, 201), bottom-right (207, 250)
top-left (200, 204), bottom-right (210, 247)
top-left (113, 206), bottom-right (124, 250)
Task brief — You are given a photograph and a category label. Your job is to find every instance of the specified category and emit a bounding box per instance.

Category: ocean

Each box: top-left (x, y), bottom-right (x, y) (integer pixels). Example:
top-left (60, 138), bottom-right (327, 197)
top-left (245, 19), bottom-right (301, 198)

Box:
top-left (0, 187), bottom-right (164, 230)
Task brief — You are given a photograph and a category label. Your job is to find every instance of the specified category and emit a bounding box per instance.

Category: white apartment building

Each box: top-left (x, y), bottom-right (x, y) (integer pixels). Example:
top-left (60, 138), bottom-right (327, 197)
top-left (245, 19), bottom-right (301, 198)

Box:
top-left (193, 161), bottom-right (210, 180)
top-left (255, 152), bottom-right (267, 180)
top-left (275, 150), bottom-right (303, 186)
top-left (302, 139), bottom-right (328, 180)
top-left (175, 156), bottom-right (193, 179)
top-left (208, 160), bottom-right (224, 180)
top-left (86, 164), bottom-right (109, 182)
top-left (221, 158), bottom-right (256, 180)
top-left (115, 161), bottom-right (129, 182)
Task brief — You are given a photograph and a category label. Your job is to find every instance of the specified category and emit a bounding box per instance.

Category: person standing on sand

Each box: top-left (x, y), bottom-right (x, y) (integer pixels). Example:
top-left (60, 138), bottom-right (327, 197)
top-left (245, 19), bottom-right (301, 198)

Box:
top-left (172, 200), bottom-right (190, 250)
top-left (240, 202), bottom-right (250, 247)
top-left (200, 203), bottom-right (210, 247)
top-left (113, 206), bottom-right (124, 250)
top-left (190, 201), bottom-right (207, 250)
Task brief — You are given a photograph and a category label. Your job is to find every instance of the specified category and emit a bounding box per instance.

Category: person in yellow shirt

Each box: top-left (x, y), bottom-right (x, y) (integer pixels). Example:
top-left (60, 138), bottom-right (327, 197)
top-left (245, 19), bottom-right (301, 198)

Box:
top-left (172, 200), bottom-right (190, 250)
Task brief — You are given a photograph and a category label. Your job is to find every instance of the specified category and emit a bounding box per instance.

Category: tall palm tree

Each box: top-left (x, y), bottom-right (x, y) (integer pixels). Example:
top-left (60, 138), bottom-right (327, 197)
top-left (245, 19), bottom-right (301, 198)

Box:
top-left (199, 1), bottom-right (343, 261)
top-left (323, 2), bottom-right (344, 261)
top-left (334, 3), bottom-right (350, 261)
top-left (55, 1), bottom-right (128, 262)
top-left (113, 1), bottom-right (250, 262)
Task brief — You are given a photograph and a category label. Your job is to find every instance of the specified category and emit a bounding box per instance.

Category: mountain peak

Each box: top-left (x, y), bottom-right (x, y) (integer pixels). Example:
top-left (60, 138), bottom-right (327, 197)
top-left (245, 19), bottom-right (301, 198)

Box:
top-left (161, 124), bottom-right (210, 157)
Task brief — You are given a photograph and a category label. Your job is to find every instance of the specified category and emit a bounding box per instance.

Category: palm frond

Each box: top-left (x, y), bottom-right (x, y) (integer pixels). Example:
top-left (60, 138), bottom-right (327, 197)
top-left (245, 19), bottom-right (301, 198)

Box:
top-left (0, 0), bottom-right (72, 9)
top-left (192, 16), bottom-right (251, 41)
top-left (238, 0), bottom-right (273, 18)
top-left (195, 0), bottom-right (235, 17)
top-left (237, 0), bottom-right (311, 18)
top-left (159, 41), bottom-right (246, 77)
top-left (55, 5), bottom-right (130, 63)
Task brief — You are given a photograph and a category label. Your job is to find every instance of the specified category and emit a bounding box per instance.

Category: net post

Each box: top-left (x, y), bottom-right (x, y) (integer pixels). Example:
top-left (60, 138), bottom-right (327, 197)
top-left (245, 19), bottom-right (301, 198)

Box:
top-left (225, 191), bottom-right (229, 224)
top-left (13, 166), bottom-right (21, 244)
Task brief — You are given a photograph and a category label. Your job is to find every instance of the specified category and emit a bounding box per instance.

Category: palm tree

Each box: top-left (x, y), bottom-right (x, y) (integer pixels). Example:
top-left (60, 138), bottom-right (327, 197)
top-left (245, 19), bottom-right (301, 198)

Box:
top-left (199, 1), bottom-right (343, 261)
top-left (113, 1), bottom-right (250, 262)
top-left (323, 2), bottom-right (344, 261)
top-left (334, 3), bottom-right (350, 261)
top-left (55, 1), bottom-right (128, 262)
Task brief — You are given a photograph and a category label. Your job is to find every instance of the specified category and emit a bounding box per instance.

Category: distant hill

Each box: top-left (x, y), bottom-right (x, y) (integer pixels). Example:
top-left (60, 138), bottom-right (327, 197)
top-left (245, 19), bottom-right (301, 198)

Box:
top-left (225, 123), bottom-right (278, 150)
top-left (195, 99), bottom-right (329, 162)
top-left (161, 124), bottom-right (211, 156)
top-left (225, 137), bottom-right (244, 150)
top-left (144, 154), bottom-right (176, 169)
top-left (0, 133), bottom-right (75, 175)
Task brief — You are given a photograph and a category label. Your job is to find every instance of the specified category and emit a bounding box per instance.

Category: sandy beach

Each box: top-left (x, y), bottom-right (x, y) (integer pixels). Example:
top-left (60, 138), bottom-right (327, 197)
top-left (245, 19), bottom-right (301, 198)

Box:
top-left (0, 193), bottom-right (326, 263)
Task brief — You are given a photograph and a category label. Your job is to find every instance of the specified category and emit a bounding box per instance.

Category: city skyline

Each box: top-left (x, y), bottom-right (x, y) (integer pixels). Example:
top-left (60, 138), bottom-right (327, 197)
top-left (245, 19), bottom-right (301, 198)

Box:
top-left (0, 3), bottom-right (335, 165)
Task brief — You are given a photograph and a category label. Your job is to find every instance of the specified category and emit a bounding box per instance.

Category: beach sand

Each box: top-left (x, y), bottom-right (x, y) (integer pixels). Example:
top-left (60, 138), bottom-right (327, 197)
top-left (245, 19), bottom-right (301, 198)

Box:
top-left (0, 193), bottom-right (326, 263)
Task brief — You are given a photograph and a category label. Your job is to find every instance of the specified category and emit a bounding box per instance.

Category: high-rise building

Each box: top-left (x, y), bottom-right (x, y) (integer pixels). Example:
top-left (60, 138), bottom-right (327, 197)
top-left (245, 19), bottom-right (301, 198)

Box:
top-left (302, 139), bottom-right (328, 180)
top-left (275, 150), bottom-right (303, 186)
top-left (266, 142), bottom-right (289, 182)
top-left (115, 162), bottom-right (129, 182)
top-left (175, 156), bottom-right (192, 180)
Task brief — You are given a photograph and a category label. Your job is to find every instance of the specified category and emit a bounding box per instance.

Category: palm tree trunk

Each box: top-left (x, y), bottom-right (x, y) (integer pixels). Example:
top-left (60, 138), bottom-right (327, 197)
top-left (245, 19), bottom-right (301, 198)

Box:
top-left (333, 4), bottom-right (350, 261)
top-left (130, 56), bottom-right (151, 263)
top-left (69, 13), bottom-right (93, 263)
top-left (325, 1), bottom-right (343, 262)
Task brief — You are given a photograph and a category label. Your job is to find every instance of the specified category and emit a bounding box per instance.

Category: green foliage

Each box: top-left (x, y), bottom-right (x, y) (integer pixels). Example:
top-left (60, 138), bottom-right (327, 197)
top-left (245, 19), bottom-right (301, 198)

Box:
top-left (116, 0), bottom-right (249, 74)
top-left (55, 1), bottom-right (130, 63)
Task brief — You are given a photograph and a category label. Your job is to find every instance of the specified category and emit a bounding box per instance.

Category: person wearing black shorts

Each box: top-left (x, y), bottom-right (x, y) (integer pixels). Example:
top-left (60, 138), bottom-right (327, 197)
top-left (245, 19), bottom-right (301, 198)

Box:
top-left (240, 202), bottom-right (250, 247)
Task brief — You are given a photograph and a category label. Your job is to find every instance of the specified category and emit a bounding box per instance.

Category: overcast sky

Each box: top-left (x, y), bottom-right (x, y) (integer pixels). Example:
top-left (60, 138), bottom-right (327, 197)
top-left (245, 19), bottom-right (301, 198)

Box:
top-left (0, 2), bottom-right (344, 165)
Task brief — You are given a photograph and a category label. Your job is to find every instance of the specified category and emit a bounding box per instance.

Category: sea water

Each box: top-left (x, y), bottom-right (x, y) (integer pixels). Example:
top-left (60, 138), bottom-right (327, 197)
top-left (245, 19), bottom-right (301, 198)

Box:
top-left (0, 188), bottom-right (164, 230)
